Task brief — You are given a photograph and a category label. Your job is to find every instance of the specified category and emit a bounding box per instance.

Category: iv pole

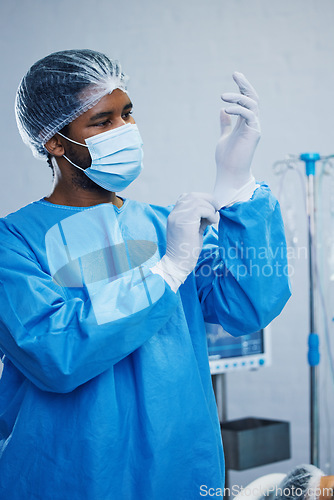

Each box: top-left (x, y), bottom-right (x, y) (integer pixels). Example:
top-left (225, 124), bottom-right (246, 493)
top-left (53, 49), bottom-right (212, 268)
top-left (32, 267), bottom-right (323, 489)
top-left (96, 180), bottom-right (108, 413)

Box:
top-left (300, 153), bottom-right (320, 467)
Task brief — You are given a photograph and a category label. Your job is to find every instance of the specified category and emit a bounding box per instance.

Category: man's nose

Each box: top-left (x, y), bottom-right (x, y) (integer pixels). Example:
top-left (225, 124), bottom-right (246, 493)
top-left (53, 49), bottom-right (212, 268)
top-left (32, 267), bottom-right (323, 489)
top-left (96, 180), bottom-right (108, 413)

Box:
top-left (113, 117), bottom-right (127, 129)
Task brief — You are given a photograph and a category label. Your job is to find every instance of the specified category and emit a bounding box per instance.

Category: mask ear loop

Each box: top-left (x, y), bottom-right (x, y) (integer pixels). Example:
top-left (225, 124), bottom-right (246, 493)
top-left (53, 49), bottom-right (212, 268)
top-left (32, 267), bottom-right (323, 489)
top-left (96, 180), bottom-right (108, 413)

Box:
top-left (56, 131), bottom-right (89, 171)
top-left (62, 154), bottom-right (87, 171)
top-left (57, 131), bottom-right (89, 148)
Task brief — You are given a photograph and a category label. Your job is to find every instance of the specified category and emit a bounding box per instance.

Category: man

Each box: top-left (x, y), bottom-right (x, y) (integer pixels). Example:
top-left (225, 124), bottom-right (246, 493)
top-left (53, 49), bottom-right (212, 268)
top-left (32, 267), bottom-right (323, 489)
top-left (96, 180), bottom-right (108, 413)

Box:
top-left (236, 465), bottom-right (334, 500)
top-left (0, 49), bottom-right (290, 499)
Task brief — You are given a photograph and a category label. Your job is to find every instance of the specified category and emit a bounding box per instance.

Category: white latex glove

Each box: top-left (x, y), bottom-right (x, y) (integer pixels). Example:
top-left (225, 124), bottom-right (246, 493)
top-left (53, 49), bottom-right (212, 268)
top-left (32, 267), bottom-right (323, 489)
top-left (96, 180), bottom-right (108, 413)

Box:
top-left (213, 71), bottom-right (261, 208)
top-left (150, 193), bottom-right (219, 293)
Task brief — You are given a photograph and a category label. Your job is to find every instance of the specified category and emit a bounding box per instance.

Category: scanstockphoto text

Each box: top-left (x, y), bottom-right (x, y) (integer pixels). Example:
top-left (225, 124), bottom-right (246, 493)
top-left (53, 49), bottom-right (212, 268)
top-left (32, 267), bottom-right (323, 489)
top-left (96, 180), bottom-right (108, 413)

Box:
top-left (199, 483), bottom-right (334, 497)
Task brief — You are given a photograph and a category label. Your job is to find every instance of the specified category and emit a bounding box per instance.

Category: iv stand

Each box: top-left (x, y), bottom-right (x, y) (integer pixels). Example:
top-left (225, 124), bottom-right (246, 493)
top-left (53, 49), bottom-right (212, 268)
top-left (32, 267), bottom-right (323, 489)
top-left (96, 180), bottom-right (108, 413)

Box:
top-left (300, 153), bottom-right (321, 467)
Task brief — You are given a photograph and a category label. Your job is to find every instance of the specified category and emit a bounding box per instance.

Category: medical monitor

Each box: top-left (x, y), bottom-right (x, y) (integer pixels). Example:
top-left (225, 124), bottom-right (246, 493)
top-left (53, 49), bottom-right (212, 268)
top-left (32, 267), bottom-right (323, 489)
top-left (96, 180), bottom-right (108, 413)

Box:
top-left (206, 323), bottom-right (271, 374)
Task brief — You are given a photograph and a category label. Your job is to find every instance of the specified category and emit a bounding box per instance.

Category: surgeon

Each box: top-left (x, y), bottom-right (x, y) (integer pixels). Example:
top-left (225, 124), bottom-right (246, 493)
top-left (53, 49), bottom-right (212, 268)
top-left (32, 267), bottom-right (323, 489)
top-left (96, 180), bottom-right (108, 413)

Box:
top-left (0, 49), bottom-right (290, 499)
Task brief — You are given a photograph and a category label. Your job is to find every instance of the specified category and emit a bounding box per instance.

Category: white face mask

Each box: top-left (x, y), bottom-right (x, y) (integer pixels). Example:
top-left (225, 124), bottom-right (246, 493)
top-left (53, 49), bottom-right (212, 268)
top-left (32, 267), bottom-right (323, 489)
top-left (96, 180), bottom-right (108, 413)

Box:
top-left (58, 123), bottom-right (143, 192)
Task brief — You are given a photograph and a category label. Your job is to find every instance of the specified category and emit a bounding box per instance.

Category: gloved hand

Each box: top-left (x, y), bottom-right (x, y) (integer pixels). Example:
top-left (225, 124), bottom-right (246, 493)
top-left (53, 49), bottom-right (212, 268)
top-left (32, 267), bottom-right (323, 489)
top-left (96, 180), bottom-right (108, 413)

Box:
top-left (150, 193), bottom-right (219, 292)
top-left (213, 72), bottom-right (261, 208)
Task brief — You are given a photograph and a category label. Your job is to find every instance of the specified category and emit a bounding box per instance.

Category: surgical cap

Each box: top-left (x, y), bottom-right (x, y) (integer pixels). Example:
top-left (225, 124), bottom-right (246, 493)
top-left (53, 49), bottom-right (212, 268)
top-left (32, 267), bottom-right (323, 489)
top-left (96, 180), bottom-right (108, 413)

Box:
top-left (276, 465), bottom-right (324, 500)
top-left (259, 464), bottom-right (324, 500)
top-left (15, 49), bottom-right (128, 159)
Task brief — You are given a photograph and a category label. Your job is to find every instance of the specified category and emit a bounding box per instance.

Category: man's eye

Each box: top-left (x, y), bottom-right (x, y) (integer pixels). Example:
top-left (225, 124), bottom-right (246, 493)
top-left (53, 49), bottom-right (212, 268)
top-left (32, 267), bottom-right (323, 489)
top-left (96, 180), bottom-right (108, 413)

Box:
top-left (93, 120), bottom-right (110, 127)
top-left (122, 111), bottom-right (133, 119)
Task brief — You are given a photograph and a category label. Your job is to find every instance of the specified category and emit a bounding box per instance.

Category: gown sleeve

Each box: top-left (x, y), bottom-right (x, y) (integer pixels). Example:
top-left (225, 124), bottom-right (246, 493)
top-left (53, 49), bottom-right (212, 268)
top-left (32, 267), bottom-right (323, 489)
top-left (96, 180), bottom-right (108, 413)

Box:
top-left (195, 184), bottom-right (291, 336)
top-left (0, 221), bottom-right (178, 394)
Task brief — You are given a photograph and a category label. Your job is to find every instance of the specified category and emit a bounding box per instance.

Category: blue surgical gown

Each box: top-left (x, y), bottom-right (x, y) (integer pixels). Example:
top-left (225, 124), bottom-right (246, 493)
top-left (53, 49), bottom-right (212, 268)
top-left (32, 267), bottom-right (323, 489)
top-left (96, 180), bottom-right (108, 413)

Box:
top-left (0, 185), bottom-right (291, 499)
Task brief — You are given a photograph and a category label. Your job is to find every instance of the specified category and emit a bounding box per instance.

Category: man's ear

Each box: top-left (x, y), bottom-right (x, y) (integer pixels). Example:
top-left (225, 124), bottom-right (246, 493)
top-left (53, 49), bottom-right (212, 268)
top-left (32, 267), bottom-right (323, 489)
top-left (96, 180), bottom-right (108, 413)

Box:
top-left (44, 135), bottom-right (65, 157)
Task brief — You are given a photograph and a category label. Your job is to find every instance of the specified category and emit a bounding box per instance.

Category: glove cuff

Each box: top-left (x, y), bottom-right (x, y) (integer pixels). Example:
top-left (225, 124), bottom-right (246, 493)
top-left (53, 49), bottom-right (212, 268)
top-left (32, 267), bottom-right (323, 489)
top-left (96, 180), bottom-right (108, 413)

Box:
top-left (150, 255), bottom-right (189, 293)
top-left (218, 175), bottom-right (258, 208)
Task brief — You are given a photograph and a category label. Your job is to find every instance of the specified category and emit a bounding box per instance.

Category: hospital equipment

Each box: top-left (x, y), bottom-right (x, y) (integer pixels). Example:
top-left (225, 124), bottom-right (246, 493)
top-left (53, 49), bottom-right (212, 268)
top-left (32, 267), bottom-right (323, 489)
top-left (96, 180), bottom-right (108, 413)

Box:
top-left (221, 417), bottom-right (290, 471)
top-left (208, 323), bottom-right (290, 489)
top-left (208, 324), bottom-right (272, 448)
top-left (207, 324), bottom-right (271, 375)
top-left (273, 152), bottom-right (334, 468)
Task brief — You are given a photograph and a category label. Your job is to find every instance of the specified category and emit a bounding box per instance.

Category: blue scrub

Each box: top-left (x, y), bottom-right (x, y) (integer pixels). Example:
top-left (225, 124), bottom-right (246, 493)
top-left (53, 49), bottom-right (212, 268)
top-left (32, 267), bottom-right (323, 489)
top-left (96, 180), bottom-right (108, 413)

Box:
top-left (0, 185), bottom-right (290, 499)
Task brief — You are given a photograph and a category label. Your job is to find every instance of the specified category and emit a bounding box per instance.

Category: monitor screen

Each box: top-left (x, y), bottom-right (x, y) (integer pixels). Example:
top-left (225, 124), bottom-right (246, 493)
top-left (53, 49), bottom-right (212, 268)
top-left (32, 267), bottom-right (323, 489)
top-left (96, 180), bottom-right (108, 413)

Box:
top-left (206, 323), bottom-right (271, 374)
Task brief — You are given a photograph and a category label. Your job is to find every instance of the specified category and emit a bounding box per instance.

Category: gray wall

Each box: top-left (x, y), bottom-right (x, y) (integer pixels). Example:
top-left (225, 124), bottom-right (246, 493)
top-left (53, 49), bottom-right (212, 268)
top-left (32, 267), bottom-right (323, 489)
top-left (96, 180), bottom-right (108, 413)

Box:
top-left (1, 0), bottom-right (334, 491)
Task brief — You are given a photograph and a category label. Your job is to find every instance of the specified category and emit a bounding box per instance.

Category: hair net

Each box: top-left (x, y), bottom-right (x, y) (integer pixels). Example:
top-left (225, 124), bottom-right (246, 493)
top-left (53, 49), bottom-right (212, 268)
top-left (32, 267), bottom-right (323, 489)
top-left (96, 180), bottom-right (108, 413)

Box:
top-left (15, 49), bottom-right (128, 159)
top-left (259, 465), bottom-right (324, 500)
